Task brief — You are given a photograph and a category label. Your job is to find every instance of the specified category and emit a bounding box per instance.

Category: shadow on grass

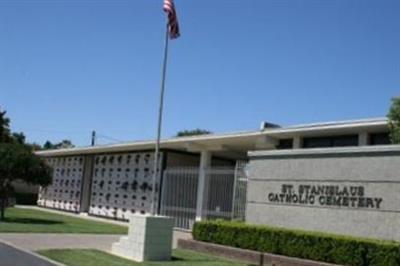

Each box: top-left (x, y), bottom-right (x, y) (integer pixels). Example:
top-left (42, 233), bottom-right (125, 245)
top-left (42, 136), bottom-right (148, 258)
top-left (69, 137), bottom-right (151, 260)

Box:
top-left (170, 256), bottom-right (254, 265)
top-left (170, 256), bottom-right (230, 263)
top-left (170, 257), bottom-right (185, 262)
top-left (2, 217), bottom-right (64, 225)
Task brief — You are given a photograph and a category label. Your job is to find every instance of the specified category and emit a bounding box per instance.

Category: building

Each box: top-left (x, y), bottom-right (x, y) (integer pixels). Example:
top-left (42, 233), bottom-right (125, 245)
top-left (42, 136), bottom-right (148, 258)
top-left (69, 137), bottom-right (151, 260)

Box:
top-left (36, 117), bottom-right (391, 229)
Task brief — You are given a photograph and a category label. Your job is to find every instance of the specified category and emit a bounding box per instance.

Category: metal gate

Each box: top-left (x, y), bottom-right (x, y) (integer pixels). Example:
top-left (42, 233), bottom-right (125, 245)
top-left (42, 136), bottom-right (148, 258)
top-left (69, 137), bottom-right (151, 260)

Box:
top-left (202, 168), bottom-right (236, 220)
top-left (160, 167), bottom-right (198, 229)
top-left (160, 162), bottom-right (248, 230)
top-left (231, 161), bottom-right (248, 220)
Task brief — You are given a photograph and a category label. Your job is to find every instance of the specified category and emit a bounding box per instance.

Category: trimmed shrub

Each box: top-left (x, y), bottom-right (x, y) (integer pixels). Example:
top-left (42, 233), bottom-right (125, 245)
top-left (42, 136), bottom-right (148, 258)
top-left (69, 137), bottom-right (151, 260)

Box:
top-left (192, 220), bottom-right (400, 266)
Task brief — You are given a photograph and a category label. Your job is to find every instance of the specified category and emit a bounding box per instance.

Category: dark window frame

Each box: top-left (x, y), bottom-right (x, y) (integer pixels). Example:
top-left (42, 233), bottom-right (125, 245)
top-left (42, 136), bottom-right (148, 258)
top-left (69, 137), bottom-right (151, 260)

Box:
top-left (369, 132), bottom-right (390, 145)
top-left (276, 138), bottom-right (293, 150)
top-left (302, 135), bottom-right (359, 149)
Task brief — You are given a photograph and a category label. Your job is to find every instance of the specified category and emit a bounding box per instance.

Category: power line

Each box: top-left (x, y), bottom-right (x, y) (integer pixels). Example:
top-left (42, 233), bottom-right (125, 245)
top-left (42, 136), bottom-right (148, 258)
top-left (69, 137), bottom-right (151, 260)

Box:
top-left (96, 133), bottom-right (125, 144)
top-left (19, 128), bottom-right (127, 146)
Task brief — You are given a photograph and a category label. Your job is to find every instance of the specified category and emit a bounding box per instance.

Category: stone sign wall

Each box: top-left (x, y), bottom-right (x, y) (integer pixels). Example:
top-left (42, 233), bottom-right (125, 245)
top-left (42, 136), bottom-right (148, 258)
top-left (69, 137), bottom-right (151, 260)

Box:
top-left (246, 146), bottom-right (400, 241)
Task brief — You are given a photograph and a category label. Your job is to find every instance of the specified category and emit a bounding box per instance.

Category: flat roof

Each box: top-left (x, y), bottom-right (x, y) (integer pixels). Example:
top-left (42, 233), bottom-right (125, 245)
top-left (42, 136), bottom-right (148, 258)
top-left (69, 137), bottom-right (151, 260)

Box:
top-left (249, 144), bottom-right (400, 158)
top-left (264, 117), bottom-right (388, 138)
top-left (36, 117), bottom-right (389, 158)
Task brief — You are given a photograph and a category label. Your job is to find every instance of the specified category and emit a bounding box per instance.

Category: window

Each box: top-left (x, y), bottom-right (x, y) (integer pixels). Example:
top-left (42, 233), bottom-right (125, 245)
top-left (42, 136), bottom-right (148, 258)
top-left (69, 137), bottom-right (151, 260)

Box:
top-left (276, 139), bottom-right (293, 149)
top-left (369, 133), bottom-right (390, 145)
top-left (302, 135), bottom-right (358, 148)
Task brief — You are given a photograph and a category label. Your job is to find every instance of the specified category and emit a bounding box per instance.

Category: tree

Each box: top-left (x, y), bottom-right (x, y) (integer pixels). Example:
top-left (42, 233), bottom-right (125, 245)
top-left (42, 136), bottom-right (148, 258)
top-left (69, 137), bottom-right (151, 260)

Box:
top-left (28, 143), bottom-right (43, 151)
top-left (42, 139), bottom-right (75, 150)
top-left (388, 97), bottom-right (400, 144)
top-left (0, 110), bottom-right (27, 145)
top-left (56, 139), bottom-right (74, 149)
top-left (0, 106), bottom-right (52, 220)
top-left (176, 129), bottom-right (212, 137)
top-left (12, 132), bottom-right (26, 145)
top-left (0, 143), bottom-right (52, 220)
top-left (43, 140), bottom-right (54, 150)
top-left (0, 109), bottom-right (11, 143)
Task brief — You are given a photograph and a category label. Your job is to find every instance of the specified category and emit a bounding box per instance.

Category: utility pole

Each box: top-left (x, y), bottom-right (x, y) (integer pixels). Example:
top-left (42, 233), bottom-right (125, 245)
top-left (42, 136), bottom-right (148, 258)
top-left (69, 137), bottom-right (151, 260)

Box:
top-left (91, 130), bottom-right (96, 146)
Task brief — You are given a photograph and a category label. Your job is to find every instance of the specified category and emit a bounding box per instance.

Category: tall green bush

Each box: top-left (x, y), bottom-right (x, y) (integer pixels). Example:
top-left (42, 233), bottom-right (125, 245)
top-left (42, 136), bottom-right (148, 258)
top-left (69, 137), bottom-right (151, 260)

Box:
top-left (193, 220), bottom-right (400, 266)
top-left (388, 97), bottom-right (400, 144)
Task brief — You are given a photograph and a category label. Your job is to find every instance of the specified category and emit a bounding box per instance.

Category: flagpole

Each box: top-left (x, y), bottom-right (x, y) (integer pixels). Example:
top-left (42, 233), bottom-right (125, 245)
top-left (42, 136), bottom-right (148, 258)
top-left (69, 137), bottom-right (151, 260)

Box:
top-left (150, 25), bottom-right (170, 216)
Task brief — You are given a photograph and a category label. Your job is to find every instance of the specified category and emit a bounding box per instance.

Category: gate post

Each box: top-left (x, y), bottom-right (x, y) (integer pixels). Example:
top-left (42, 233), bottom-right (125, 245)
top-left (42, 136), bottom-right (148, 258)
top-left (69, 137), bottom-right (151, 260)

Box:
top-left (195, 150), bottom-right (211, 221)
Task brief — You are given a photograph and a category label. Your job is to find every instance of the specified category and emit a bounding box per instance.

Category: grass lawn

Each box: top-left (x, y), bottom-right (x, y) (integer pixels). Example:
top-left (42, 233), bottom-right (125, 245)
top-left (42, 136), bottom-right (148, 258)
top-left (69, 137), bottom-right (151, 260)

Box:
top-left (0, 207), bottom-right (127, 234)
top-left (38, 249), bottom-right (248, 266)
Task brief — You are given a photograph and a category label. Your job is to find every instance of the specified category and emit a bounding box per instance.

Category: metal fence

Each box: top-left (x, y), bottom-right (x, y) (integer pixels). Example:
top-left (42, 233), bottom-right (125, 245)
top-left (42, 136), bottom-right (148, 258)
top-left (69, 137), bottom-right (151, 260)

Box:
top-left (160, 162), bottom-right (248, 230)
top-left (202, 167), bottom-right (236, 220)
top-left (231, 161), bottom-right (248, 221)
top-left (160, 167), bottom-right (199, 229)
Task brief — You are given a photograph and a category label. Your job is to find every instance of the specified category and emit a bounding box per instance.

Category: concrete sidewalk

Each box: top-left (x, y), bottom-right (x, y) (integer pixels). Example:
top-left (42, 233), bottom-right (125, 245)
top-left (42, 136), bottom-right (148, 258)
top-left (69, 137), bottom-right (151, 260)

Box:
top-left (15, 205), bottom-right (192, 248)
top-left (0, 233), bottom-right (121, 252)
top-left (0, 231), bottom-right (191, 252)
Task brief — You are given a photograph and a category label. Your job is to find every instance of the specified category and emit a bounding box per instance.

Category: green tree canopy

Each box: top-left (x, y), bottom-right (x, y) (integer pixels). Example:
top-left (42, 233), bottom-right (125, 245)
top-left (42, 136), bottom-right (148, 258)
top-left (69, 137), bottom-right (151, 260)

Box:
top-left (12, 132), bottom-right (26, 145)
top-left (0, 143), bottom-right (52, 220)
top-left (176, 129), bottom-right (212, 137)
top-left (0, 106), bottom-right (53, 220)
top-left (0, 109), bottom-right (11, 143)
top-left (42, 139), bottom-right (75, 150)
top-left (388, 97), bottom-right (400, 144)
top-left (43, 140), bottom-right (53, 150)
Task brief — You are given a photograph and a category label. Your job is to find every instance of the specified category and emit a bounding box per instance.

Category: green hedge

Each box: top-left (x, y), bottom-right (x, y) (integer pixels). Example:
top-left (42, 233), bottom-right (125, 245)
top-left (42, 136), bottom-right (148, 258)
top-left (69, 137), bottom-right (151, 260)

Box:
top-left (192, 220), bottom-right (400, 266)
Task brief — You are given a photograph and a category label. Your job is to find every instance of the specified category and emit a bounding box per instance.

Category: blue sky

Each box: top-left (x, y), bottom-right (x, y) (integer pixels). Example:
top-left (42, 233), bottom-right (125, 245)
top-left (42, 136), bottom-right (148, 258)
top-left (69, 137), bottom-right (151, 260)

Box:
top-left (1, 0), bottom-right (399, 146)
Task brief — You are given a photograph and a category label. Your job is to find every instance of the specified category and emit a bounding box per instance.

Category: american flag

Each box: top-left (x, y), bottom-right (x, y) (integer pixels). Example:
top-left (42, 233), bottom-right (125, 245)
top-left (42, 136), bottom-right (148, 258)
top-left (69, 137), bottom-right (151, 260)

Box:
top-left (163, 0), bottom-right (180, 39)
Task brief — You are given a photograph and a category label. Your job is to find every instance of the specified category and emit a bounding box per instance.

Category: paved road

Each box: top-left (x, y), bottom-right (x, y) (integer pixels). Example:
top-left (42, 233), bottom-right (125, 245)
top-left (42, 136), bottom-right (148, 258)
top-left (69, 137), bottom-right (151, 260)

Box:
top-left (0, 242), bottom-right (57, 266)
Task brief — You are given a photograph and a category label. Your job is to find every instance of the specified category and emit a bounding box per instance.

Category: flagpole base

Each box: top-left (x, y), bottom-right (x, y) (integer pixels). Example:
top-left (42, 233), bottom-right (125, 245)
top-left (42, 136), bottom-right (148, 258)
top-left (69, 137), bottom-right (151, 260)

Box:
top-left (111, 214), bottom-right (174, 262)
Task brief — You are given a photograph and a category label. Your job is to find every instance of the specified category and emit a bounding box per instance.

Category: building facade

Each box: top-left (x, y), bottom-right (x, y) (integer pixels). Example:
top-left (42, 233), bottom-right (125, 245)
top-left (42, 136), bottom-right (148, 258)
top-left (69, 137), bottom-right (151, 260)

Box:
top-left (36, 118), bottom-right (393, 231)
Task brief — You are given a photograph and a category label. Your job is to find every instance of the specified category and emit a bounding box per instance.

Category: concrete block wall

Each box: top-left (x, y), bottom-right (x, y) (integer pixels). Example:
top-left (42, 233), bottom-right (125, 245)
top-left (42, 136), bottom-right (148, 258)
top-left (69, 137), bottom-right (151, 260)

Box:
top-left (38, 156), bottom-right (84, 212)
top-left (88, 152), bottom-right (163, 220)
top-left (112, 215), bottom-right (174, 261)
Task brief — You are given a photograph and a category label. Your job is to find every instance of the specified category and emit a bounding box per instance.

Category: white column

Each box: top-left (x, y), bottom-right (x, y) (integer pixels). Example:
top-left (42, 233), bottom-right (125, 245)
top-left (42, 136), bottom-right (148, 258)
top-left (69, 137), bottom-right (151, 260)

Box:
top-left (80, 155), bottom-right (94, 213)
top-left (359, 132), bottom-right (369, 146)
top-left (293, 136), bottom-right (302, 149)
top-left (195, 150), bottom-right (211, 221)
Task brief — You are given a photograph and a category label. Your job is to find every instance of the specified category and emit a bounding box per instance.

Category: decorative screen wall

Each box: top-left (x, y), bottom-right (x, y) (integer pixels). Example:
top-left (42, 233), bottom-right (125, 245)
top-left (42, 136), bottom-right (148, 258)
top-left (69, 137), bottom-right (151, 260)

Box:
top-left (37, 156), bottom-right (84, 212)
top-left (88, 152), bottom-right (163, 220)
